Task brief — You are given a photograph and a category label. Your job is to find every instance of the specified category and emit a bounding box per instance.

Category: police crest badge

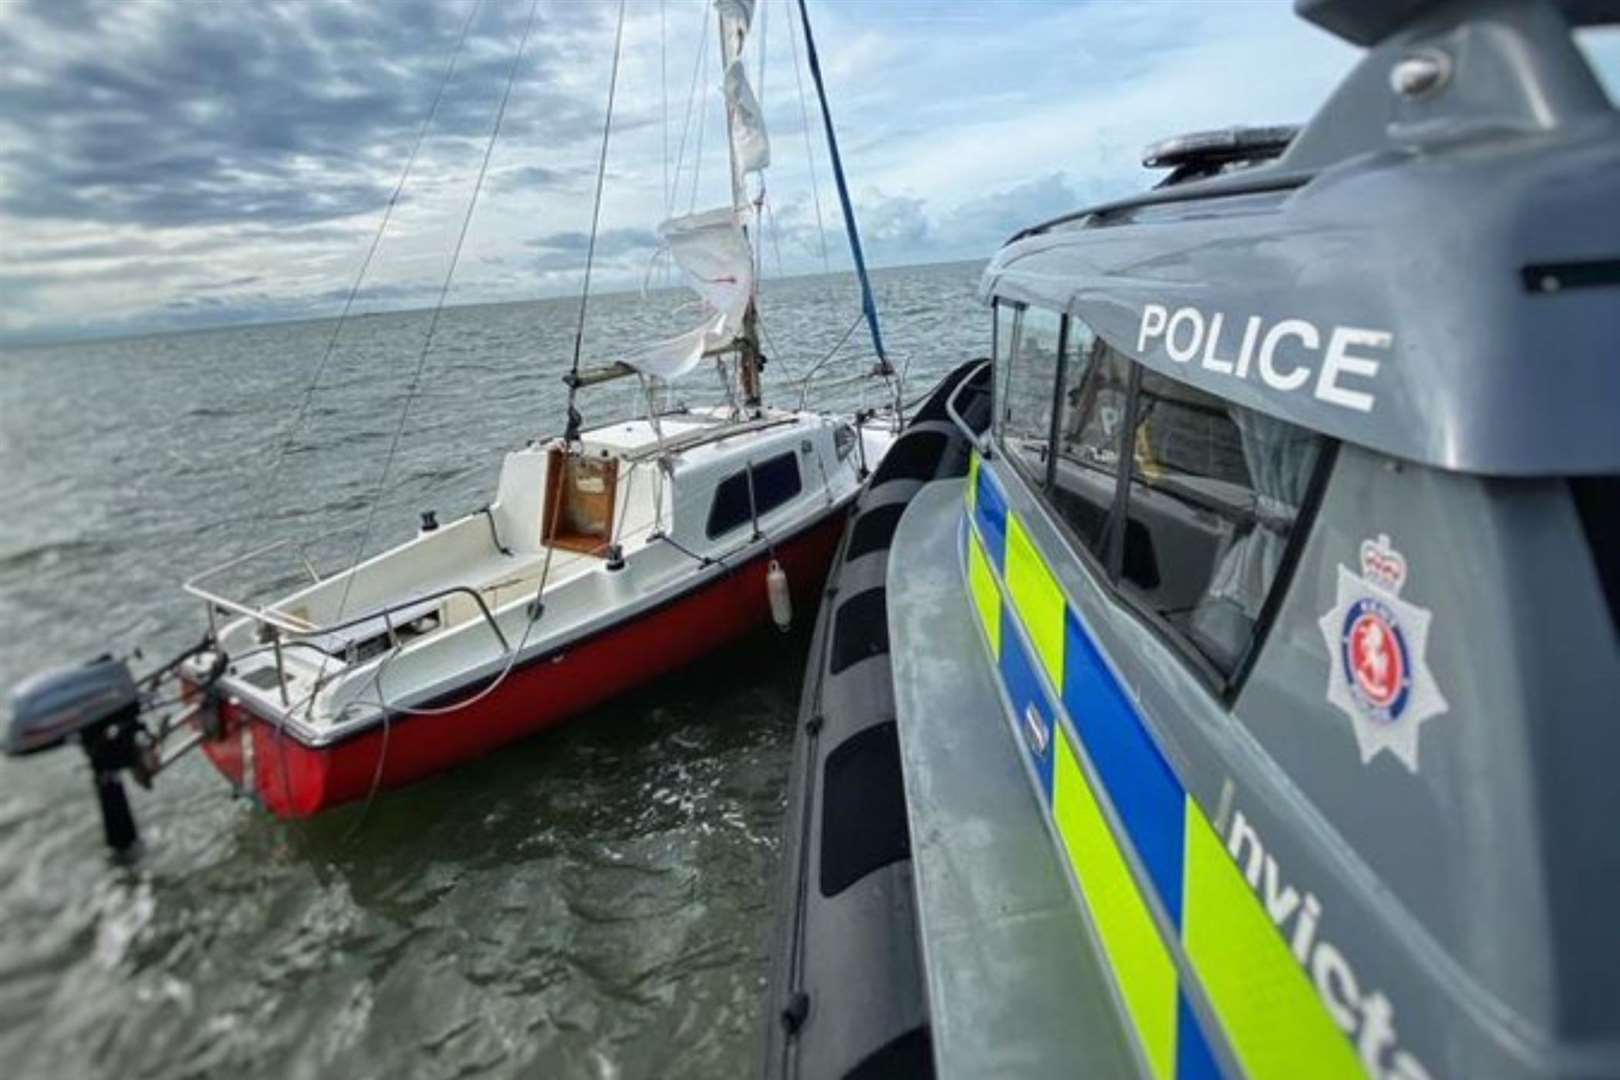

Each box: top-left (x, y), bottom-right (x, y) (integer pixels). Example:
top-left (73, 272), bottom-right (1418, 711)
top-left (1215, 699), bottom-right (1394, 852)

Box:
top-left (1317, 534), bottom-right (1449, 773)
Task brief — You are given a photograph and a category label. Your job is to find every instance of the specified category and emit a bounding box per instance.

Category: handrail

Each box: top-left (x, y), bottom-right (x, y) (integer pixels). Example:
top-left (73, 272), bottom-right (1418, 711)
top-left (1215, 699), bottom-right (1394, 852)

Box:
top-left (184, 538), bottom-right (298, 595)
top-left (186, 580), bottom-right (511, 656)
top-left (622, 414), bottom-right (798, 462)
top-left (184, 534), bottom-right (515, 715)
top-left (184, 522), bottom-right (376, 607)
top-left (944, 360), bottom-right (994, 458)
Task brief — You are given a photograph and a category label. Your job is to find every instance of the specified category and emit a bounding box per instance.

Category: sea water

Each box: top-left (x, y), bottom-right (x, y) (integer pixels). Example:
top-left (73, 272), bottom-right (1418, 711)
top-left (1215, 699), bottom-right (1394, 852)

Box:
top-left (0, 260), bottom-right (984, 1079)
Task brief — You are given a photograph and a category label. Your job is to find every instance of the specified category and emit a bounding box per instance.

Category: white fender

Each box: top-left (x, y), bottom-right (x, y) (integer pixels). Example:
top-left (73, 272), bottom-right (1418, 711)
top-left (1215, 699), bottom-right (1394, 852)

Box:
top-left (766, 559), bottom-right (792, 632)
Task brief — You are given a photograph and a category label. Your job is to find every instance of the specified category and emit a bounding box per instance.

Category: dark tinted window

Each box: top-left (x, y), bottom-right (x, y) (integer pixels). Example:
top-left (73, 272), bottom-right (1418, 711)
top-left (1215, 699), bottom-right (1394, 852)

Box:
top-left (999, 305), bottom-right (1063, 483)
top-left (1118, 369), bottom-right (1325, 674)
top-left (707, 451), bottom-right (803, 539)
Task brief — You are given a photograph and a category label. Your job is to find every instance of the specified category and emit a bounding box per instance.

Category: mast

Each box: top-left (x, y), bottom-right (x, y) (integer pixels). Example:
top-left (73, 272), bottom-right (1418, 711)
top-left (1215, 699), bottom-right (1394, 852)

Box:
top-left (794, 0), bottom-right (889, 377)
top-left (718, 5), bottom-right (764, 412)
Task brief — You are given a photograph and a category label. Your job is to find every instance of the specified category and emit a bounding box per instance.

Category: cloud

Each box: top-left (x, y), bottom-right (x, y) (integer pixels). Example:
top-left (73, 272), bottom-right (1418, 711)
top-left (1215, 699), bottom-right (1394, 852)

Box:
top-left (937, 173), bottom-right (1086, 254)
top-left (488, 162), bottom-right (587, 195)
top-left (528, 227), bottom-right (658, 256)
top-left (0, 0), bottom-right (1390, 344)
top-left (527, 226), bottom-right (658, 272)
top-left (858, 190), bottom-right (929, 248)
top-left (0, 0), bottom-right (607, 230)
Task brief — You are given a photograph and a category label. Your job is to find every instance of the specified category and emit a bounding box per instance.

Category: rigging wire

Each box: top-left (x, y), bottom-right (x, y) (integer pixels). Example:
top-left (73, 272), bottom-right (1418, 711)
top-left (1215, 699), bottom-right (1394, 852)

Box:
top-left (565, 0), bottom-right (630, 400)
top-left (794, 0), bottom-right (888, 372)
top-left (690, 28), bottom-right (710, 213)
top-left (660, 0), bottom-right (669, 221)
top-left (785, 3), bottom-right (831, 275)
top-left (255, 0), bottom-right (483, 822)
top-left (790, 311), bottom-right (863, 408)
top-left (763, 192), bottom-right (787, 277)
top-left (254, 0), bottom-right (481, 526)
top-left (756, 0), bottom-right (769, 111)
top-left (321, 0), bottom-right (541, 668)
top-left (668, 4), bottom-right (711, 216)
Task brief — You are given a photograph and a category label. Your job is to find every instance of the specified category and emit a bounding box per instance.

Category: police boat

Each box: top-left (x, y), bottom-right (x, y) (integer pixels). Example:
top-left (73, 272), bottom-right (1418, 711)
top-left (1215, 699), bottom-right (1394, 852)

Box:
top-left (764, 1), bottom-right (1620, 1078)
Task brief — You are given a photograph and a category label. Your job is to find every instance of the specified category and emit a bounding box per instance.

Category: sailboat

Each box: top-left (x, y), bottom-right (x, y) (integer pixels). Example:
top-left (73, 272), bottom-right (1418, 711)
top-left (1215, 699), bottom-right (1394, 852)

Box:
top-left (4, 0), bottom-right (900, 845)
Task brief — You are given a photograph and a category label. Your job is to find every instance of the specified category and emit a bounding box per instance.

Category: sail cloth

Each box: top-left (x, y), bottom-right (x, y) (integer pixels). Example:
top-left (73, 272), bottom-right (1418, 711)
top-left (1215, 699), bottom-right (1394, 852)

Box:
top-left (718, 0), bottom-right (769, 177)
top-left (723, 60), bottom-right (770, 175)
top-left (623, 208), bottom-right (755, 380)
top-left (621, 0), bottom-right (770, 382)
top-left (715, 0), bottom-right (755, 36)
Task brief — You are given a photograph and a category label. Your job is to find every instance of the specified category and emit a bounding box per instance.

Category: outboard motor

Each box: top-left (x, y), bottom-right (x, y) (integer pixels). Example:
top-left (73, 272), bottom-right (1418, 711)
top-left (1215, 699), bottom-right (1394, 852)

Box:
top-left (5, 639), bottom-right (224, 855)
top-left (8, 657), bottom-right (145, 851)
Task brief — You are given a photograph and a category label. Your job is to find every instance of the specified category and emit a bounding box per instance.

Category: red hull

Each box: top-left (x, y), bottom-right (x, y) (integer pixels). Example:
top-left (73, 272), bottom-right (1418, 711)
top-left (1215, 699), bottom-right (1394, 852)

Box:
top-left (193, 512), bottom-right (845, 817)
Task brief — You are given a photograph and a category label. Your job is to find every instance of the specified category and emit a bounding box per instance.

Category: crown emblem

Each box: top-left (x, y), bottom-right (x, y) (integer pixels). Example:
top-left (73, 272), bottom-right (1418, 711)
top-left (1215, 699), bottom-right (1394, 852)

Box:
top-left (1358, 533), bottom-right (1406, 595)
top-left (1321, 532), bottom-right (1446, 774)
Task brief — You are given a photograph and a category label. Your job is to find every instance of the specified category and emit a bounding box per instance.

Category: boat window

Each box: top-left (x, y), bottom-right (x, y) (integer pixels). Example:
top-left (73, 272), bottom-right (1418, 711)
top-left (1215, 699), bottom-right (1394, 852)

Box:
top-left (1574, 28), bottom-right (1620, 107)
top-left (706, 452), bottom-right (803, 539)
top-left (1118, 369), bottom-right (1326, 675)
top-left (999, 305), bottom-right (1063, 483)
top-left (991, 301), bottom-right (1017, 439)
top-left (1048, 330), bottom-right (1135, 558)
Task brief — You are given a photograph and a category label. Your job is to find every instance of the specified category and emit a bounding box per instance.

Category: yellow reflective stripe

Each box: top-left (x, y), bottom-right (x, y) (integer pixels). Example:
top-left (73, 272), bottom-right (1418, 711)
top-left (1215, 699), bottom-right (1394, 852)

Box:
top-left (1182, 803), bottom-right (1364, 1080)
top-left (1054, 728), bottom-right (1179, 1080)
top-left (965, 484), bottom-right (1369, 1077)
top-left (1004, 515), bottom-right (1066, 688)
top-left (967, 524), bottom-right (1002, 658)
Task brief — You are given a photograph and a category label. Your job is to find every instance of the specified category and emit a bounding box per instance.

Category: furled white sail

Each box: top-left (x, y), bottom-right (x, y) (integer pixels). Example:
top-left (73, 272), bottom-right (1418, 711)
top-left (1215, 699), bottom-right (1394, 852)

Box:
top-left (723, 60), bottom-right (770, 175)
top-left (623, 208), bottom-right (754, 380)
top-left (622, 0), bottom-right (768, 382)
top-left (717, 0), bottom-right (768, 178)
top-left (715, 0), bottom-right (754, 33)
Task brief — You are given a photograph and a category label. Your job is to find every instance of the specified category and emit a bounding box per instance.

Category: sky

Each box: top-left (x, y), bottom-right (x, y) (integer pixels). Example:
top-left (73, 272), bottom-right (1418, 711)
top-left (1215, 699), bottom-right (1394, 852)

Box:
top-left (0, 0), bottom-right (1601, 345)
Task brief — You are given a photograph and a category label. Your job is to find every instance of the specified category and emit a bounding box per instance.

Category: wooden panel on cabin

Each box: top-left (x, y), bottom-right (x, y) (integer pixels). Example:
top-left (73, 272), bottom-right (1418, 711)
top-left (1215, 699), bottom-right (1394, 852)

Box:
top-left (541, 449), bottom-right (619, 555)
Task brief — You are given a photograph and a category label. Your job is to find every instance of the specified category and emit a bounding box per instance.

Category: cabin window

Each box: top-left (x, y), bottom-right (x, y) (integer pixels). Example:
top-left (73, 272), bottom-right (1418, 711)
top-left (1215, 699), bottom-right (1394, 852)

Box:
top-left (999, 305), bottom-right (1063, 483)
top-left (992, 303), bottom-right (1333, 689)
top-left (992, 300), bottom-right (1018, 438)
top-left (1116, 369), bottom-right (1327, 675)
top-left (1049, 330), bottom-right (1135, 558)
top-left (706, 451), bottom-right (803, 539)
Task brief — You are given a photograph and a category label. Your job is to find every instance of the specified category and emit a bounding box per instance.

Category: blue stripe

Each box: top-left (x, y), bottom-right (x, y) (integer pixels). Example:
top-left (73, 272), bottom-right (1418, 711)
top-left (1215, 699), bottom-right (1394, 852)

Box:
top-left (1062, 609), bottom-right (1187, 925)
top-left (973, 466), bottom-right (1008, 569)
top-left (999, 613), bottom-right (1055, 801)
top-left (1177, 994), bottom-right (1223, 1080)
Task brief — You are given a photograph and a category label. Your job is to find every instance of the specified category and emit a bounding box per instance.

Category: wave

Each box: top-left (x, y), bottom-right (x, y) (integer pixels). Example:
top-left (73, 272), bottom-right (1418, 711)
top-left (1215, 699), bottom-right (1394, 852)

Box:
top-left (0, 538), bottom-right (112, 574)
